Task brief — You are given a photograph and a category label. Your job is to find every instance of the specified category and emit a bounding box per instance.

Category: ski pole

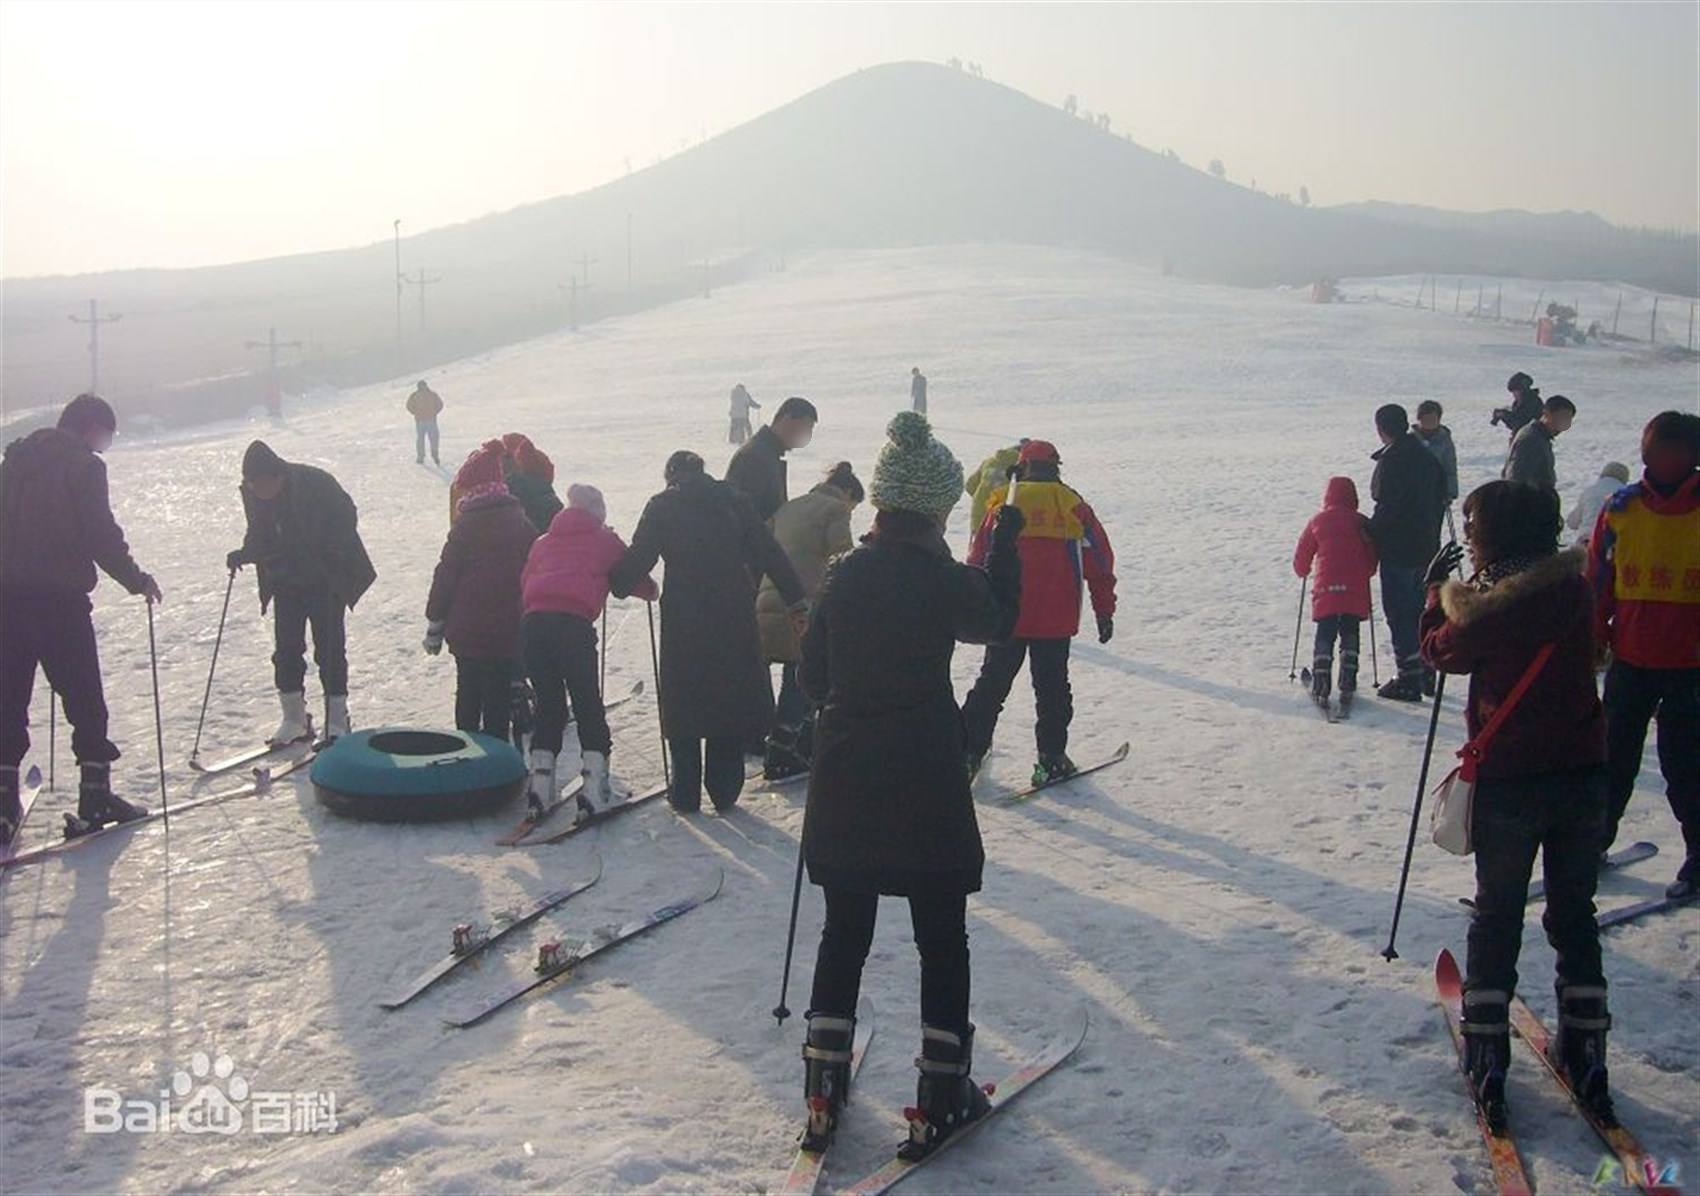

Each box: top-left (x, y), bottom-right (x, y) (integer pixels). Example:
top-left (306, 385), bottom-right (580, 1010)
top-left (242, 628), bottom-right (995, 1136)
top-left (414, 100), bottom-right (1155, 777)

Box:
top-left (1381, 671), bottom-right (1446, 961)
top-left (1368, 602), bottom-right (1380, 687)
top-left (646, 601), bottom-right (669, 790)
top-left (600, 599), bottom-right (608, 699)
top-left (1445, 505), bottom-right (1457, 545)
top-left (189, 569), bottom-right (236, 767)
top-left (773, 835), bottom-right (806, 1027)
top-left (1288, 576), bottom-right (1307, 681)
top-left (146, 597), bottom-right (170, 829)
top-left (48, 688), bottom-right (56, 791)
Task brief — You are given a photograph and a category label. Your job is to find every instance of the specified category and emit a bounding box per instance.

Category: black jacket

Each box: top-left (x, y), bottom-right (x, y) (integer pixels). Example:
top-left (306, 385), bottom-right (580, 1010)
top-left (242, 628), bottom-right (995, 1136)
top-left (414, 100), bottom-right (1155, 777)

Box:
top-left (609, 473), bottom-right (804, 739)
top-left (238, 464), bottom-right (376, 613)
top-left (725, 425), bottom-right (788, 523)
top-left (0, 428), bottom-right (148, 597)
top-left (1370, 432), bottom-right (1448, 568)
top-left (505, 467), bottom-right (564, 534)
top-left (800, 524), bottom-right (1020, 897)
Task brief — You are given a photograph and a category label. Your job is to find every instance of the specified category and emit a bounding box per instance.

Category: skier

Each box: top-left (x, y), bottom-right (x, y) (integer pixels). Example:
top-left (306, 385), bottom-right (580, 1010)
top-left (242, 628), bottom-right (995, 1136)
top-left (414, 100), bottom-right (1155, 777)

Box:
top-left (407, 380), bottom-right (444, 465)
top-left (961, 440), bottom-right (1116, 784)
top-left (727, 396), bottom-right (818, 524)
top-left (1420, 480), bottom-right (1612, 1133)
top-left (796, 410), bottom-right (1022, 1158)
top-left (910, 366), bottom-right (928, 415)
top-left (1414, 400), bottom-right (1459, 515)
top-left (1565, 462), bottom-right (1629, 547)
top-left (609, 451), bottom-right (805, 813)
top-left (227, 441), bottom-right (376, 746)
top-left (1291, 477), bottom-right (1378, 712)
top-left (963, 440), bottom-right (1026, 538)
top-left (1587, 411), bottom-right (1700, 900)
top-left (1503, 394), bottom-right (1575, 491)
top-left (521, 484), bottom-right (657, 821)
top-left (728, 383), bottom-right (761, 446)
top-left (0, 395), bottom-right (161, 842)
top-left (1490, 371), bottom-right (1542, 441)
top-left (756, 462), bottom-right (862, 781)
top-left (1368, 403), bottom-right (1447, 701)
top-left (424, 441), bottom-right (538, 742)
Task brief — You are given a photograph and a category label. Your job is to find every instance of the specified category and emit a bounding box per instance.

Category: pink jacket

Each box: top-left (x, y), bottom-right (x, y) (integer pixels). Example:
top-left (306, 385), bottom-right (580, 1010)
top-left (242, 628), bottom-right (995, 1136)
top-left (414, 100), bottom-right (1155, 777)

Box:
top-left (522, 508), bottom-right (657, 619)
top-left (1293, 477), bottom-right (1379, 620)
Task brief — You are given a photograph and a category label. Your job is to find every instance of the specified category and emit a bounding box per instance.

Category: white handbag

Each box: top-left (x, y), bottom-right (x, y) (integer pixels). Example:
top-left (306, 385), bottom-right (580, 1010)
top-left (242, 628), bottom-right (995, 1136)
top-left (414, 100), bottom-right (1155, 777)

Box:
top-left (1431, 643), bottom-right (1556, 856)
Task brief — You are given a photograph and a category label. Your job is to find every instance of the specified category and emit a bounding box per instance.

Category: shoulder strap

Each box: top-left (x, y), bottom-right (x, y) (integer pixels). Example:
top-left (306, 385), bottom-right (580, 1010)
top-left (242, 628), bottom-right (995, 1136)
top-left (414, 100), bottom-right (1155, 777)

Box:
top-left (1463, 643), bottom-right (1557, 760)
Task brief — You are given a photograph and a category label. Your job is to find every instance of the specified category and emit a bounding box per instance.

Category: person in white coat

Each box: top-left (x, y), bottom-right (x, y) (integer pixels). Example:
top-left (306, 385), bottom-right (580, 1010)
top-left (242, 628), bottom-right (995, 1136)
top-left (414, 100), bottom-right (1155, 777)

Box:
top-left (1567, 461), bottom-right (1630, 546)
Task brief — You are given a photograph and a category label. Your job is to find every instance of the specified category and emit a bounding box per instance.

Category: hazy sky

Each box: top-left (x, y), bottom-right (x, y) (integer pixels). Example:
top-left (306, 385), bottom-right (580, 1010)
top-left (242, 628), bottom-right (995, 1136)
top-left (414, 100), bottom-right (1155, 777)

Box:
top-left (2, 1), bottom-right (1694, 279)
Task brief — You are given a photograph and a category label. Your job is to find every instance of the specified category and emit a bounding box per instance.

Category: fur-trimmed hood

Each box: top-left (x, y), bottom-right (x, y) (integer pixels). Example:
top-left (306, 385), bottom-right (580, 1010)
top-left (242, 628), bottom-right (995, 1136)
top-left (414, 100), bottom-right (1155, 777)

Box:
top-left (1438, 548), bottom-right (1586, 628)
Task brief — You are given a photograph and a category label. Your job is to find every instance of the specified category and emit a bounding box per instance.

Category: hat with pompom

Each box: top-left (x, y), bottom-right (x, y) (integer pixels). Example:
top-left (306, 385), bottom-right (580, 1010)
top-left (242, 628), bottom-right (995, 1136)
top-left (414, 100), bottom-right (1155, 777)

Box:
top-left (869, 411), bottom-right (962, 518)
top-left (452, 440), bottom-right (510, 512)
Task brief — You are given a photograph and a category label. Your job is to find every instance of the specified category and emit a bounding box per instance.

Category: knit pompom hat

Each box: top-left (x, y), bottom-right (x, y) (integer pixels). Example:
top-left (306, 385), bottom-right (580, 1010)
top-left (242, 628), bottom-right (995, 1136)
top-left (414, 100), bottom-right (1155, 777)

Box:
top-left (869, 411), bottom-right (962, 518)
top-left (501, 432), bottom-right (555, 483)
top-left (453, 440), bottom-right (510, 512)
top-left (567, 482), bottom-right (606, 524)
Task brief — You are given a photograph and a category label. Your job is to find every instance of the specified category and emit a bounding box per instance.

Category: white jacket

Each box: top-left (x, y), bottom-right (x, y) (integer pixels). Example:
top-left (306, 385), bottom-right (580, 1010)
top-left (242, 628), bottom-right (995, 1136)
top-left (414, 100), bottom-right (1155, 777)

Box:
top-left (1566, 475), bottom-right (1622, 542)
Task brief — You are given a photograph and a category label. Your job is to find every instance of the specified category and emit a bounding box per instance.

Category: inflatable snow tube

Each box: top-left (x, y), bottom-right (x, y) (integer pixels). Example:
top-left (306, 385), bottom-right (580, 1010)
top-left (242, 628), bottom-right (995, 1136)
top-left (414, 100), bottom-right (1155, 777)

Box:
top-left (311, 728), bottom-right (525, 822)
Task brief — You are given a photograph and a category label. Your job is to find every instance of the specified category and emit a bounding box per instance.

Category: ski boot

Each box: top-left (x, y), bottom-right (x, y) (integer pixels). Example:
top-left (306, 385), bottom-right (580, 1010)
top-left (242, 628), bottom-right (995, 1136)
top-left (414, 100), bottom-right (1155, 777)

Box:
top-left (898, 1023), bottom-right (991, 1161)
top-left (799, 1011), bottom-right (857, 1152)
top-left (763, 728), bottom-right (810, 783)
top-left (1, 765), bottom-right (21, 850)
top-left (575, 751), bottom-right (618, 822)
top-left (322, 695), bottom-right (351, 745)
top-left (62, 762), bottom-right (147, 839)
top-left (1310, 655), bottom-right (1333, 709)
top-left (525, 750), bottom-right (557, 821)
top-left (1665, 855), bottom-right (1699, 901)
top-left (268, 690), bottom-right (313, 748)
top-left (1461, 988), bottom-right (1511, 1135)
top-left (1031, 752), bottom-right (1079, 787)
top-left (1549, 983), bottom-right (1615, 1124)
top-left (1337, 652), bottom-right (1359, 716)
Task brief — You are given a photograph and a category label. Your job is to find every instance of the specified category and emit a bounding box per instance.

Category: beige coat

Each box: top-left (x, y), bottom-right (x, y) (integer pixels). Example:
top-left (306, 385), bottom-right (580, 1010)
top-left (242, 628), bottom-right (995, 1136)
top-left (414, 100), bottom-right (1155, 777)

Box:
top-left (757, 483), bottom-right (855, 662)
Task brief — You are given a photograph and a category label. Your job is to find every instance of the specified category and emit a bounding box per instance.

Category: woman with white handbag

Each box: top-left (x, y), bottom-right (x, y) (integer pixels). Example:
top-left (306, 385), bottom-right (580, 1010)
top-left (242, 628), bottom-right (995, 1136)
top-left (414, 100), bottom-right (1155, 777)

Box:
top-left (1418, 480), bottom-right (1611, 1136)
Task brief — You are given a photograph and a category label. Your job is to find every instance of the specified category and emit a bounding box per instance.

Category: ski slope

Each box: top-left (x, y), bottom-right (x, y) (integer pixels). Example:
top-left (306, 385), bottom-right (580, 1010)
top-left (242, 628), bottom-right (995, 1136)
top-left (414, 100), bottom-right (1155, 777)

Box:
top-left (2, 245), bottom-right (1696, 1195)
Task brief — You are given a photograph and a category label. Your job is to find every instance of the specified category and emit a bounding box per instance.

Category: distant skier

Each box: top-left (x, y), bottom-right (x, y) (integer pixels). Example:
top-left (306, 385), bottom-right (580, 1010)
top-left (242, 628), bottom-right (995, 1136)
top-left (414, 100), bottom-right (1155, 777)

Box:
top-left (727, 396), bottom-right (818, 524)
top-left (1490, 371), bottom-right (1542, 442)
top-left (1565, 461), bottom-right (1630, 547)
top-left (1292, 477), bottom-right (1378, 712)
top-left (521, 484), bottom-right (657, 822)
top-left (1368, 403), bottom-right (1447, 701)
top-left (0, 395), bottom-right (161, 842)
top-left (407, 380), bottom-right (444, 465)
top-left (424, 441), bottom-right (538, 743)
top-left (728, 383), bottom-right (761, 446)
top-left (610, 450), bottom-right (805, 813)
top-left (963, 440), bottom-right (1026, 537)
top-left (795, 411), bottom-right (1022, 1159)
top-left (961, 440), bottom-right (1116, 785)
top-left (227, 441), bottom-right (376, 746)
top-left (1503, 394), bottom-right (1575, 491)
top-left (910, 366), bottom-right (928, 415)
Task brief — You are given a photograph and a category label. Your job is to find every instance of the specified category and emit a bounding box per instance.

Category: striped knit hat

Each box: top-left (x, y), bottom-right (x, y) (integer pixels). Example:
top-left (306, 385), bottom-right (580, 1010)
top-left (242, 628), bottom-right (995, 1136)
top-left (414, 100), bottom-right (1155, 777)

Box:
top-left (869, 411), bottom-right (962, 518)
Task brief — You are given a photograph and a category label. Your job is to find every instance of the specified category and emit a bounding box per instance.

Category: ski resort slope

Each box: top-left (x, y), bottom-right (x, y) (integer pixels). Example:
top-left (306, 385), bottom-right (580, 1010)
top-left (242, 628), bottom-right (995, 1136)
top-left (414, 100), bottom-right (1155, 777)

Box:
top-left (2, 245), bottom-right (1695, 1195)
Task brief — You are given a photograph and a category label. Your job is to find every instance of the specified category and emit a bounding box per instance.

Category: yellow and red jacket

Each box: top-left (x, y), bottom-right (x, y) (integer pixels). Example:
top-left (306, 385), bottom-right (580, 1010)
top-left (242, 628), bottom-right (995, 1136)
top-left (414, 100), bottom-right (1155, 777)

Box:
top-left (969, 480), bottom-right (1116, 640)
top-left (1587, 471), bottom-right (1700, 669)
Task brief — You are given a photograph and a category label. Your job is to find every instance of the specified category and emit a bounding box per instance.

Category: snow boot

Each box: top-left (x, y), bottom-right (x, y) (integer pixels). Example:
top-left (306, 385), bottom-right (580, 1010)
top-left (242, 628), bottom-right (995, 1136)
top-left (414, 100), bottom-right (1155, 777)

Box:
top-left (525, 750), bottom-right (557, 820)
top-left (1377, 674), bottom-right (1424, 703)
top-left (1338, 652), bottom-right (1359, 696)
top-left (1665, 855), bottom-right (1699, 901)
top-left (1311, 655), bottom-right (1332, 703)
top-left (1549, 984), bottom-right (1615, 1124)
top-left (0, 766), bottom-right (21, 849)
top-left (575, 751), bottom-right (618, 822)
top-left (1031, 752), bottom-right (1079, 787)
top-left (898, 1024), bottom-right (991, 1161)
top-left (268, 690), bottom-right (313, 747)
top-left (64, 762), bottom-right (146, 837)
top-left (323, 694), bottom-right (351, 744)
top-left (1461, 988), bottom-right (1511, 1135)
top-left (763, 728), bottom-right (809, 782)
top-left (800, 1011), bottom-right (857, 1152)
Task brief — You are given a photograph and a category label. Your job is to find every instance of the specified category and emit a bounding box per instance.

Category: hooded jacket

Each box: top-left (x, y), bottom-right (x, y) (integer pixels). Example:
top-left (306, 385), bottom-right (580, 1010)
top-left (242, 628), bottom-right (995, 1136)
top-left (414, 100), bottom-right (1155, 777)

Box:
top-left (1586, 471), bottom-right (1700, 670)
top-left (0, 428), bottom-right (149, 597)
top-left (1293, 477), bottom-right (1378, 620)
top-left (523, 506), bottom-right (656, 622)
top-left (425, 492), bottom-right (537, 659)
top-left (238, 461), bottom-right (376, 613)
top-left (965, 445), bottom-right (1022, 534)
top-left (969, 478), bottom-right (1115, 639)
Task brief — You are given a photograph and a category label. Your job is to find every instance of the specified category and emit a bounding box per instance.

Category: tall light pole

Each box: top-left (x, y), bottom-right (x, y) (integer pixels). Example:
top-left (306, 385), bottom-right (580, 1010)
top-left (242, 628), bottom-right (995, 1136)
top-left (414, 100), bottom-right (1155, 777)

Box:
top-left (403, 271), bottom-right (443, 333)
top-left (393, 219), bottom-right (404, 373)
top-left (68, 299), bottom-right (122, 394)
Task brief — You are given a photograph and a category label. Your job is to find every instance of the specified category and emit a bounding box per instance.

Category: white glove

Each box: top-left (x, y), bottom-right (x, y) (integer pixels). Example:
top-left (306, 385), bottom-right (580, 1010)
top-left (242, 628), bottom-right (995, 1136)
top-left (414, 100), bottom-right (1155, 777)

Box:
top-left (423, 621), bottom-right (445, 655)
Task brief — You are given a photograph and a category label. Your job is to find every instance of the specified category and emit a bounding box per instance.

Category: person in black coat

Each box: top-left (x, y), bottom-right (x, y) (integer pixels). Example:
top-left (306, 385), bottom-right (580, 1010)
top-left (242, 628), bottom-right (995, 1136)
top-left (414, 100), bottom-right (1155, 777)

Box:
top-left (609, 450), bottom-right (805, 812)
top-left (793, 411), bottom-right (1022, 1161)
top-left (1369, 404), bottom-right (1448, 701)
top-left (725, 396), bottom-right (817, 524)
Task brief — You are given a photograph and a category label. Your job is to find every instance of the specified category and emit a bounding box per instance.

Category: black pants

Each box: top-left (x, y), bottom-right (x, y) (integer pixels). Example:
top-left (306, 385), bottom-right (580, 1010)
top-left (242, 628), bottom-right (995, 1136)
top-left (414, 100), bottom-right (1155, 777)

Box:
top-left (961, 637), bottom-right (1072, 758)
top-left (1465, 768), bottom-right (1607, 1000)
top-left (524, 612), bottom-right (609, 757)
top-left (0, 588), bottom-right (118, 767)
top-left (1603, 661), bottom-right (1700, 861)
top-left (810, 888), bottom-right (970, 1032)
top-left (272, 590), bottom-right (348, 695)
top-left (1380, 564), bottom-right (1426, 678)
top-left (454, 656), bottom-right (514, 741)
top-left (1313, 615), bottom-right (1362, 687)
top-left (667, 735), bottom-right (744, 812)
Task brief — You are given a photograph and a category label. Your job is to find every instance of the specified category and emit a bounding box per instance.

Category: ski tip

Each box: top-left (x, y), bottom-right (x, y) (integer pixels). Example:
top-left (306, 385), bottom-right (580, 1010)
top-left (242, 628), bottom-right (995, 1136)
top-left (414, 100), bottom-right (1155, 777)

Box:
top-left (702, 867), bottom-right (726, 903)
top-left (1434, 947), bottom-right (1462, 992)
top-left (24, 764), bottom-right (42, 788)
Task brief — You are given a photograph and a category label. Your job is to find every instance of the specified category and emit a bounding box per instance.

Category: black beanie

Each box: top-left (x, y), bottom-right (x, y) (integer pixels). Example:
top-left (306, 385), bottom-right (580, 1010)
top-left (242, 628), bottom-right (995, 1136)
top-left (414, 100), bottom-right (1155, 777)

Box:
top-left (243, 440), bottom-right (287, 480)
top-left (1507, 371), bottom-right (1532, 393)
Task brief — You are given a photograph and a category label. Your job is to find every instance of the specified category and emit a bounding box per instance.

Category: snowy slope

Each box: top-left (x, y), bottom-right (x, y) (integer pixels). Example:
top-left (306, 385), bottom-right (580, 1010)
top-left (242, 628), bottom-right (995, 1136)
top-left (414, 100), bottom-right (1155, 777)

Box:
top-left (2, 245), bottom-right (1696, 1195)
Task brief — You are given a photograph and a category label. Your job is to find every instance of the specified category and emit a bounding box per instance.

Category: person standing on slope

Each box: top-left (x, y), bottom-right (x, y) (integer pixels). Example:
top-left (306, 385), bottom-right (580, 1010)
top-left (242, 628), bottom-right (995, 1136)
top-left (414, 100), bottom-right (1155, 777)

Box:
top-left (1368, 403), bottom-right (1448, 702)
top-left (1566, 461), bottom-right (1630, 548)
top-left (407, 380), bottom-right (444, 465)
top-left (910, 366), bottom-right (928, 415)
top-left (1587, 411), bottom-right (1700, 901)
top-left (1292, 476), bottom-right (1378, 711)
top-left (796, 410), bottom-right (1022, 1159)
top-left (1491, 371), bottom-right (1542, 442)
top-left (1503, 394), bottom-right (1575, 491)
top-left (0, 395), bottom-right (161, 843)
top-left (964, 440), bottom-right (1027, 539)
top-left (727, 396), bottom-right (818, 524)
top-left (961, 439), bottom-right (1116, 785)
top-left (227, 441), bottom-right (376, 746)
top-left (1415, 400), bottom-right (1459, 534)
top-left (728, 383), bottom-right (761, 446)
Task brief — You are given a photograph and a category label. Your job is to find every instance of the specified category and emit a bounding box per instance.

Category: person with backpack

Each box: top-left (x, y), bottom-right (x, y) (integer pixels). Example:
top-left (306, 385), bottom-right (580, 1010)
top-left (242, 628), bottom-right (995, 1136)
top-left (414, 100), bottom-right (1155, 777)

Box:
top-left (1369, 403), bottom-right (1448, 701)
top-left (1292, 477), bottom-right (1378, 713)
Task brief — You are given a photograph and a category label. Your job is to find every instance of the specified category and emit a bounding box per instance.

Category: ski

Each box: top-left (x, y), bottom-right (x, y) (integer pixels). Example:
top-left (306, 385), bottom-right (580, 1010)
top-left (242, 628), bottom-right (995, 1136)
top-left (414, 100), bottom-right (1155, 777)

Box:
top-left (1598, 891), bottom-right (1700, 931)
top-left (378, 853), bottom-right (603, 1010)
top-left (496, 776), bottom-right (586, 846)
top-left (188, 732), bottom-right (314, 776)
top-left (999, 742), bottom-right (1130, 804)
top-left (837, 1007), bottom-right (1089, 1196)
top-left (1507, 995), bottom-right (1683, 1196)
top-left (2, 756), bottom-right (313, 871)
top-left (1312, 694), bottom-right (1338, 723)
top-left (779, 1003), bottom-right (876, 1196)
top-left (518, 780), bottom-right (669, 846)
top-left (1459, 842), bottom-right (1659, 910)
top-left (444, 869), bottom-right (723, 1028)
top-left (0, 766), bottom-right (45, 865)
top-left (747, 768), bottom-right (810, 789)
top-left (1434, 949), bottom-right (1533, 1196)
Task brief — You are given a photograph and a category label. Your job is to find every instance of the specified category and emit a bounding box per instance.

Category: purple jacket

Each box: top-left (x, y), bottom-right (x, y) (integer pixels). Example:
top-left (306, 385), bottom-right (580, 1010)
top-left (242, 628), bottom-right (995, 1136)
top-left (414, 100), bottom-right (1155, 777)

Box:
top-left (425, 493), bottom-right (537, 659)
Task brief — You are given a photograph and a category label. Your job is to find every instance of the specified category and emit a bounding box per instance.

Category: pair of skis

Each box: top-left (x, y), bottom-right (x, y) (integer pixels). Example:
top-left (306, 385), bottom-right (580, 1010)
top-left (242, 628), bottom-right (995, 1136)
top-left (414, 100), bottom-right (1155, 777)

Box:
top-left (1298, 668), bottom-right (1355, 722)
top-left (1456, 841), bottom-right (1698, 928)
top-left (499, 779), bottom-right (669, 847)
top-left (782, 1007), bottom-right (1088, 1196)
top-left (1435, 949), bottom-right (1682, 1196)
top-left (1458, 841), bottom-right (1659, 910)
top-left (997, 741), bottom-right (1130, 804)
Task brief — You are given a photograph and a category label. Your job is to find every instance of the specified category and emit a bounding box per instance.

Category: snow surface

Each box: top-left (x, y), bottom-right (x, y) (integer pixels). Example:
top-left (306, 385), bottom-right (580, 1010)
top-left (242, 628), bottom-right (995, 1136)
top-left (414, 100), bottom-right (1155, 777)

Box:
top-left (2, 245), bottom-right (1696, 1195)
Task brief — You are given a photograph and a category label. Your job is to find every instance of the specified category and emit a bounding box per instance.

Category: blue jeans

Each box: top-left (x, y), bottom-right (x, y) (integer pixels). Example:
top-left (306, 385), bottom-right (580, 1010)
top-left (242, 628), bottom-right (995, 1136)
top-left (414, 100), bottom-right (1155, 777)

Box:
top-left (1379, 564), bottom-right (1426, 677)
top-left (415, 419), bottom-right (440, 463)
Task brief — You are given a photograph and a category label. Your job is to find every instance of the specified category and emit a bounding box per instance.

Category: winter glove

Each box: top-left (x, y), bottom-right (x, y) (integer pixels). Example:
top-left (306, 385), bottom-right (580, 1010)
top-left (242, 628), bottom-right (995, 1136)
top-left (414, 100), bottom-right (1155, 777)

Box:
top-left (225, 548), bottom-right (248, 572)
top-left (422, 621), bottom-right (445, 656)
top-left (1424, 542), bottom-right (1465, 588)
top-left (991, 501), bottom-right (1026, 549)
top-left (138, 574), bottom-right (163, 604)
top-left (1097, 613), bottom-right (1114, 644)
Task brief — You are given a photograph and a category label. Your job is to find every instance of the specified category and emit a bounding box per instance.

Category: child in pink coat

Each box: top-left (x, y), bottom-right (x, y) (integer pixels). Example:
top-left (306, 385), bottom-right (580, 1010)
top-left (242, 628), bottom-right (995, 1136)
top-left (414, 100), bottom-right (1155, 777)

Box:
top-left (521, 484), bottom-right (658, 820)
top-left (1293, 476), bottom-right (1379, 707)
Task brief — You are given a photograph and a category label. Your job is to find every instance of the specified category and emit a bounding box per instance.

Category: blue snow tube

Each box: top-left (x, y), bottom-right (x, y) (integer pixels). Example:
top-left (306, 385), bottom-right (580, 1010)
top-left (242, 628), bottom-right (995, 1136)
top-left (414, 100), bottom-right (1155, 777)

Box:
top-left (311, 728), bottom-right (526, 822)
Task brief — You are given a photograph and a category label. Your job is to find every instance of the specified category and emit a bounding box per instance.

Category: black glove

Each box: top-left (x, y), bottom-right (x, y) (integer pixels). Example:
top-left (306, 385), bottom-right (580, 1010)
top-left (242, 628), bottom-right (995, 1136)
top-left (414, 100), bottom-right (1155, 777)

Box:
top-left (1489, 409), bottom-right (1503, 427)
top-left (226, 548), bottom-right (247, 573)
top-left (1097, 614), bottom-right (1113, 644)
top-left (991, 502), bottom-right (1026, 549)
top-left (1424, 542), bottom-right (1464, 587)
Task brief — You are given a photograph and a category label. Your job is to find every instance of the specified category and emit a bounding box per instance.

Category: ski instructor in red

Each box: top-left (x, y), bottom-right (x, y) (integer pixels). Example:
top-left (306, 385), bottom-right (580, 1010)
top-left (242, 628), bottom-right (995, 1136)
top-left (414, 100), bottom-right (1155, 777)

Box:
top-left (961, 439), bottom-right (1116, 785)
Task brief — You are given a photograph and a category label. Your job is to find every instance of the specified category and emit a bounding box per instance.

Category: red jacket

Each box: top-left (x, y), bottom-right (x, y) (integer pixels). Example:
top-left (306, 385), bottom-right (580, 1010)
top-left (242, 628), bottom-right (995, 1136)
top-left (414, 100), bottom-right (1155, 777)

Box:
top-left (969, 480), bottom-right (1115, 639)
top-left (1587, 471), bottom-right (1700, 670)
top-left (425, 493), bottom-right (537, 659)
top-left (1293, 477), bottom-right (1378, 620)
top-left (1419, 550), bottom-right (1605, 780)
